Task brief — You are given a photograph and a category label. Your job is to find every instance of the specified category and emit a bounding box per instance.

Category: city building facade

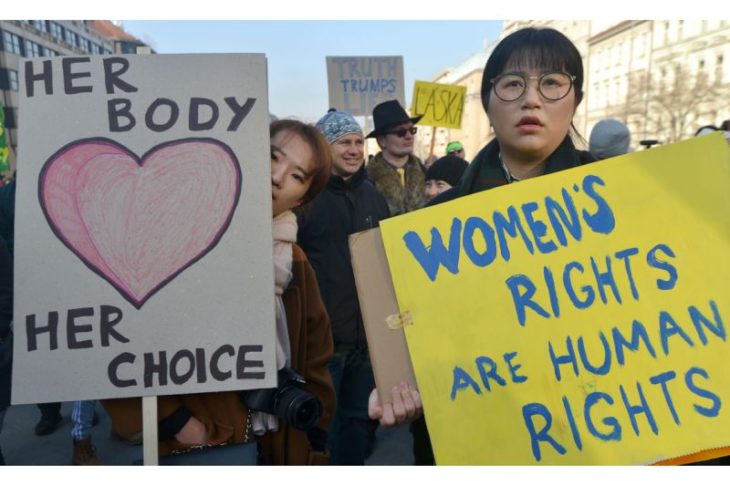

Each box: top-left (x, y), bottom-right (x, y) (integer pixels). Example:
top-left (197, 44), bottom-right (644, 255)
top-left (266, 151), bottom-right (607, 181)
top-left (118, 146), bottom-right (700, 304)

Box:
top-left (503, 20), bottom-right (730, 148)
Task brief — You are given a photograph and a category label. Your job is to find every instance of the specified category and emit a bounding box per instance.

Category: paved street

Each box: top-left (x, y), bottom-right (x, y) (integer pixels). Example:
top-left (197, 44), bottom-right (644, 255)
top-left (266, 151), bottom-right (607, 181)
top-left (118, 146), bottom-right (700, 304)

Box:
top-left (0, 401), bottom-right (413, 466)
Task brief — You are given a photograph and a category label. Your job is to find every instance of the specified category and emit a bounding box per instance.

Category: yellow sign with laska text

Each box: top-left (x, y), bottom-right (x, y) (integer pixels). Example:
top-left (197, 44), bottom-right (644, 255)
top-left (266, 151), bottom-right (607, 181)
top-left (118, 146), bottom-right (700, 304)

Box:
top-left (379, 133), bottom-right (730, 464)
top-left (410, 81), bottom-right (466, 129)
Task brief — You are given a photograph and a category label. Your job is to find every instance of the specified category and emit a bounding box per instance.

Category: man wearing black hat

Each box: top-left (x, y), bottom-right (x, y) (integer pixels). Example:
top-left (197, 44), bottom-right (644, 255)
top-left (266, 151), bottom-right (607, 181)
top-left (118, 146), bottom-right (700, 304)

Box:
top-left (365, 100), bottom-right (426, 216)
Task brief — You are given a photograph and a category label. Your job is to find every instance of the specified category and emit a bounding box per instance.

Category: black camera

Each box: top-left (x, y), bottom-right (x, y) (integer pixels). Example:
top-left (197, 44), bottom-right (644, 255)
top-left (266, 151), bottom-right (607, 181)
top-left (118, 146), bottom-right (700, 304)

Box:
top-left (240, 368), bottom-right (322, 431)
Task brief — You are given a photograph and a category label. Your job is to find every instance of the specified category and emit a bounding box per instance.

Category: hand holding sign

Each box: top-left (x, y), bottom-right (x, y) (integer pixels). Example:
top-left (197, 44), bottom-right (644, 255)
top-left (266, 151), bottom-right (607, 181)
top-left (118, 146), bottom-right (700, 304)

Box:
top-left (368, 381), bottom-right (422, 427)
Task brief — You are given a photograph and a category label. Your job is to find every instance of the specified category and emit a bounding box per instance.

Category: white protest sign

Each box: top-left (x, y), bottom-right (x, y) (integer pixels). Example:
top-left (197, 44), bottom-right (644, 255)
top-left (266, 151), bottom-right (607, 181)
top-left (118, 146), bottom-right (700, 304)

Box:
top-left (12, 54), bottom-right (277, 404)
top-left (326, 56), bottom-right (405, 116)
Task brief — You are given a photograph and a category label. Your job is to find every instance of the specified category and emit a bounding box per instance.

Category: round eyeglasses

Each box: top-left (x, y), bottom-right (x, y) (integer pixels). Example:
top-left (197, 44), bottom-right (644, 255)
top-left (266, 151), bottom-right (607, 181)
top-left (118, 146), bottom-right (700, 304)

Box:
top-left (490, 72), bottom-right (576, 102)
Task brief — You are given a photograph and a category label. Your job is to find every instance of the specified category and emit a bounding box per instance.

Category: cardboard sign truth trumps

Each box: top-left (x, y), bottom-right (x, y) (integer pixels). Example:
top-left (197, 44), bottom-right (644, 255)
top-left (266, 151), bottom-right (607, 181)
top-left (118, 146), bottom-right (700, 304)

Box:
top-left (379, 134), bottom-right (730, 464)
top-left (12, 54), bottom-right (276, 404)
top-left (326, 56), bottom-right (405, 116)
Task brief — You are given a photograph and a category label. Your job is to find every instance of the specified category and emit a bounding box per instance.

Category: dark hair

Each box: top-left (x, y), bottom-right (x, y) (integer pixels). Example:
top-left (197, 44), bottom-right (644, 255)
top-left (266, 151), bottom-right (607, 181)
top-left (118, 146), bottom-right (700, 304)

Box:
top-left (425, 155), bottom-right (469, 186)
top-left (481, 27), bottom-right (584, 113)
top-left (270, 119), bottom-right (332, 205)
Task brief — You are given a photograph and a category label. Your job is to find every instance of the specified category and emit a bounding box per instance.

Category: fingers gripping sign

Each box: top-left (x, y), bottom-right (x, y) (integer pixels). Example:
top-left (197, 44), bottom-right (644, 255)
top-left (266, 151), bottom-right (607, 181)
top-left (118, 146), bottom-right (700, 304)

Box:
top-left (368, 382), bottom-right (423, 427)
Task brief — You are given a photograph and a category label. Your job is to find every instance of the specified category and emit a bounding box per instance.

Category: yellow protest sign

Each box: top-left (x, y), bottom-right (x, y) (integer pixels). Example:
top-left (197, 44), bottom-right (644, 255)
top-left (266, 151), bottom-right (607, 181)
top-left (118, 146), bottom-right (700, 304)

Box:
top-left (379, 133), bottom-right (730, 465)
top-left (411, 81), bottom-right (466, 129)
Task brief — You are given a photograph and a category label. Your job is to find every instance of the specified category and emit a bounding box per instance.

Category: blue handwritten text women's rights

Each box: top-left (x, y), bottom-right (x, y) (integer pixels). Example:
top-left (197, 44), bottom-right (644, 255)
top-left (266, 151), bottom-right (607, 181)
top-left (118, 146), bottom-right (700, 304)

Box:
top-left (403, 174), bottom-right (615, 283)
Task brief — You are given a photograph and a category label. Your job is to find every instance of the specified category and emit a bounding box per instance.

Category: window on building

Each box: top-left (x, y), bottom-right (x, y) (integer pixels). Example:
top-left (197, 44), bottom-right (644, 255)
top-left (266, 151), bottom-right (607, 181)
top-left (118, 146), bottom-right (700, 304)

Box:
top-left (25, 39), bottom-right (42, 58)
top-left (31, 20), bottom-right (46, 32)
top-left (64, 29), bottom-right (78, 47)
top-left (717, 54), bottom-right (725, 83)
top-left (2, 31), bottom-right (24, 55)
top-left (121, 42), bottom-right (138, 54)
top-left (592, 83), bottom-right (600, 109)
top-left (48, 21), bottom-right (63, 39)
top-left (78, 37), bottom-right (90, 53)
top-left (8, 69), bottom-right (19, 91)
top-left (2, 106), bottom-right (17, 129)
top-left (45, 49), bottom-right (58, 57)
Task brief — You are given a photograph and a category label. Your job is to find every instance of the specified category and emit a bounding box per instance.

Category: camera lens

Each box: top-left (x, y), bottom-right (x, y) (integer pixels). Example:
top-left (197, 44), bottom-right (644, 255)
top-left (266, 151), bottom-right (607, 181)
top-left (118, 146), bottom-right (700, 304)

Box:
top-left (276, 387), bottom-right (322, 431)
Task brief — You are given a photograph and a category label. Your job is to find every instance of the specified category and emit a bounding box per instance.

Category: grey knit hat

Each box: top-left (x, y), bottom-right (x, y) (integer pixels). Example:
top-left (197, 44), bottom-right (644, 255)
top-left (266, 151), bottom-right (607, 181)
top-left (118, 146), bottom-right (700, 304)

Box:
top-left (315, 108), bottom-right (362, 144)
top-left (589, 119), bottom-right (631, 160)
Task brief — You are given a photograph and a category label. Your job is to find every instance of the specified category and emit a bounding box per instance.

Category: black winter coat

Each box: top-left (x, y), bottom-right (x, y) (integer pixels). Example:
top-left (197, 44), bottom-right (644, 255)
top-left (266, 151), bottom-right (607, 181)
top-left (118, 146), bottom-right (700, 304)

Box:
top-left (297, 165), bottom-right (390, 350)
top-left (0, 237), bottom-right (13, 411)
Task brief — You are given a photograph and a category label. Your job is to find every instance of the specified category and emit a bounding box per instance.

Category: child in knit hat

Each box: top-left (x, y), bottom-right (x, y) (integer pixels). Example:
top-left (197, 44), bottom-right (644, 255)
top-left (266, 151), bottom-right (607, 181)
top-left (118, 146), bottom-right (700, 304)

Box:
top-left (424, 155), bottom-right (468, 201)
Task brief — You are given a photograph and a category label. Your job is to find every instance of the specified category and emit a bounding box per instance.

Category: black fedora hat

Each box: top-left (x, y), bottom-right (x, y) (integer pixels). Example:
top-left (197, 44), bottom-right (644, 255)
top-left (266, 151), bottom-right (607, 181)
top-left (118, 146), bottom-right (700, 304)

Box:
top-left (366, 99), bottom-right (423, 138)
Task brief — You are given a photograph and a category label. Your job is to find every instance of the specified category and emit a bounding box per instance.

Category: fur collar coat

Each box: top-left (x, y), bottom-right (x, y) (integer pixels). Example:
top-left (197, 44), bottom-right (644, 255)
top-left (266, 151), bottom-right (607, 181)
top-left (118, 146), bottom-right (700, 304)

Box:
top-left (366, 152), bottom-right (426, 216)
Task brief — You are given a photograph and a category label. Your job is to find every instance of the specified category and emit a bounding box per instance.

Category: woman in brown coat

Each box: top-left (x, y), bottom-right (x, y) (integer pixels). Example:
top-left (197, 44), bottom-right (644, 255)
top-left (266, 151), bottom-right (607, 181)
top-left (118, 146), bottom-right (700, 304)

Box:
top-left (103, 120), bottom-right (335, 465)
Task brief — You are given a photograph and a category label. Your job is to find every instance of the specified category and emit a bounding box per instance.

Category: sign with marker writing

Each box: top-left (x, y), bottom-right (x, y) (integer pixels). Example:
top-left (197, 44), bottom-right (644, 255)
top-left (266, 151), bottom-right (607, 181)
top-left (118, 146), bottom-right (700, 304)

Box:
top-left (379, 134), bottom-right (730, 464)
top-left (411, 81), bottom-right (466, 129)
top-left (326, 56), bottom-right (405, 116)
top-left (12, 54), bottom-right (277, 404)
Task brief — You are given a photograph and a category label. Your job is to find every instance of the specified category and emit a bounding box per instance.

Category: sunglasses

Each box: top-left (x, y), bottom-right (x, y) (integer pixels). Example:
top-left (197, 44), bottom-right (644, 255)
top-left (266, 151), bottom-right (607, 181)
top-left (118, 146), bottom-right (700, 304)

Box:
top-left (384, 126), bottom-right (418, 137)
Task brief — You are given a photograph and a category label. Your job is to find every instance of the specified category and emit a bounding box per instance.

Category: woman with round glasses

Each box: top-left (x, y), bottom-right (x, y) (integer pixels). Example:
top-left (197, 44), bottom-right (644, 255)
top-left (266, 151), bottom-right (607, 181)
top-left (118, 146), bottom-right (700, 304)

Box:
top-left (456, 27), bottom-right (594, 193)
top-left (368, 26), bottom-right (598, 464)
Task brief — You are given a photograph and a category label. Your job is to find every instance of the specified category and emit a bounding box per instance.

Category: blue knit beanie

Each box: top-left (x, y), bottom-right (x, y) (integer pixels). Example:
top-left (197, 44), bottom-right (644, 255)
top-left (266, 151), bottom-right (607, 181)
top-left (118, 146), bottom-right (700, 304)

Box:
top-left (315, 108), bottom-right (362, 144)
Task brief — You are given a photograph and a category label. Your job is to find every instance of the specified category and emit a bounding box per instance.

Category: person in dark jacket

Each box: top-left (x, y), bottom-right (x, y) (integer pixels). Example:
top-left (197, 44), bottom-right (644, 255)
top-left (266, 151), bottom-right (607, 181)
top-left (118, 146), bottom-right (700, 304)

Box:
top-left (297, 108), bottom-right (389, 464)
top-left (368, 26), bottom-right (599, 465)
top-left (0, 236), bottom-right (13, 465)
top-left (0, 179), bottom-right (15, 257)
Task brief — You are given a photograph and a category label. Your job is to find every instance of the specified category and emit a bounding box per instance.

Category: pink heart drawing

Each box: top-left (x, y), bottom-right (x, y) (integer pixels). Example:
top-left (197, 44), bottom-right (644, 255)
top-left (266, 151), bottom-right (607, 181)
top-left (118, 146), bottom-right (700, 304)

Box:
top-left (39, 138), bottom-right (242, 309)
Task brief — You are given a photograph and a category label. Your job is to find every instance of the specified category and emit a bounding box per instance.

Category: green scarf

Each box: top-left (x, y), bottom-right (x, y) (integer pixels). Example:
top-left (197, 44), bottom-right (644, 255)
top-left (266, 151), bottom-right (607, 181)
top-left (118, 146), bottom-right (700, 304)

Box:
top-left (455, 136), bottom-right (594, 197)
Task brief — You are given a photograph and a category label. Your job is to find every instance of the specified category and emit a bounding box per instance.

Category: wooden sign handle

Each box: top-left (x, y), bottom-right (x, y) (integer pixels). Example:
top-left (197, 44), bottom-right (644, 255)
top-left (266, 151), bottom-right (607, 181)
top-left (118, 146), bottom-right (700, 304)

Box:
top-left (142, 396), bottom-right (158, 465)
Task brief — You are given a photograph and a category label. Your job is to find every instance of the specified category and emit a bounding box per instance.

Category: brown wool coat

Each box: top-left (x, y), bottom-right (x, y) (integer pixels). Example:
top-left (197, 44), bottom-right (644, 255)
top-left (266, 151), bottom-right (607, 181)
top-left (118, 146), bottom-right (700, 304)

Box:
top-left (366, 153), bottom-right (426, 216)
top-left (102, 245), bottom-right (335, 465)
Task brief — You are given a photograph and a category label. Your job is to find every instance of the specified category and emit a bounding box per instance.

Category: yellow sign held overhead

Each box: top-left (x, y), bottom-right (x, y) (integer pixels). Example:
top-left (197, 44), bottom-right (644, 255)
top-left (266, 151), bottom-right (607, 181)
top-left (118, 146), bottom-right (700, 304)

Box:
top-left (379, 133), bottom-right (730, 464)
top-left (411, 81), bottom-right (466, 129)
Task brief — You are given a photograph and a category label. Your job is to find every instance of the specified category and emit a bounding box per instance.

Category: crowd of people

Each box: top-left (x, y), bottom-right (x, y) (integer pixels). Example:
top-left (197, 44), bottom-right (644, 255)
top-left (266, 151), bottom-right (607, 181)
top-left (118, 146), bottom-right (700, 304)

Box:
top-left (1, 25), bottom-right (729, 466)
